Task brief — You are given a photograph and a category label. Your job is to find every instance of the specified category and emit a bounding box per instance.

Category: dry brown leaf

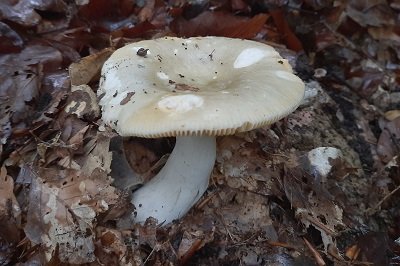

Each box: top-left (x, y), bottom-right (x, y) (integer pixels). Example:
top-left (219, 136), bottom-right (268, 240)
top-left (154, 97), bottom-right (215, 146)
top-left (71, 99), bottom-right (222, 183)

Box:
top-left (112, 20), bottom-right (158, 40)
top-left (216, 133), bottom-right (282, 197)
top-left (384, 110), bottom-right (400, 121)
top-left (170, 11), bottom-right (268, 38)
top-left (345, 244), bottom-right (361, 260)
top-left (377, 117), bottom-right (400, 163)
top-left (95, 227), bottom-right (142, 265)
top-left (138, 0), bottom-right (155, 22)
top-left (177, 231), bottom-right (204, 260)
top-left (0, 166), bottom-right (21, 264)
top-left (69, 48), bottom-right (114, 86)
top-left (285, 171), bottom-right (344, 251)
top-left (0, 21), bottom-right (24, 53)
top-left (218, 191), bottom-right (277, 238)
top-left (346, 1), bottom-right (396, 27)
top-left (270, 8), bottom-right (303, 52)
top-left (81, 132), bottom-right (113, 176)
top-left (24, 166), bottom-right (119, 263)
top-left (0, 43), bottom-right (65, 144)
top-left (24, 171), bottom-right (96, 263)
top-left (23, 131), bottom-right (118, 264)
top-left (231, 0), bottom-right (250, 12)
top-left (349, 232), bottom-right (390, 265)
top-left (368, 26), bottom-right (400, 42)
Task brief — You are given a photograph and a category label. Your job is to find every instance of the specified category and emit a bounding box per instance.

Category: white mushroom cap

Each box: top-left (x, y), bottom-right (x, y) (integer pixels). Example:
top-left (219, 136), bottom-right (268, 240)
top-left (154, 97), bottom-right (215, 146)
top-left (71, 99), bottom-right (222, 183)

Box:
top-left (98, 37), bottom-right (305, 137)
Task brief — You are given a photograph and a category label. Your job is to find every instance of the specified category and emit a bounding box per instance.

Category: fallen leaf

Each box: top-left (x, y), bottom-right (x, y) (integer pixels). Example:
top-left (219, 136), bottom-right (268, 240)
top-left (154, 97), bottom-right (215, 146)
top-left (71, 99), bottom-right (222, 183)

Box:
top-left (368, 26), bottom-right (400, 42)
top-left (69, 48), bottom-right (114, 86)
top-left (270, 8), bottom-right (303, 52)
top-left (0, 166), bottom-right (21, 265)
top-left (350, 232), bottom-right (390, 265)
top-left (64, 85), bottom-right (100, 120)
top-left (23, 131), bottom-right (118, 263)
top-left (0, 44), bottom-right (63, 128)
top-left (384, 110), bottom-right (400, 121)
top-left (346, 1), bottom-right (396, 27)
top-left (170, 11), bottom-right (268, 38)
top-left (285, 168), bottom-right (344, 251)
top-left (0, 21), bottom-right (24, 53)
top-left (95, 227), bottom-right (142, 265)
top-left (345, 244), bottom-right (360, 260)
top-left (0, 0), bottom-right (69, 32)
top-left (113, 20), bottom-right (158, 39)
top-left (24, 171), bottom-right (97, 264)
top-left (138, 0), bottom-right (155, 22)
top-left (377, 116), bottom-right (400, 163)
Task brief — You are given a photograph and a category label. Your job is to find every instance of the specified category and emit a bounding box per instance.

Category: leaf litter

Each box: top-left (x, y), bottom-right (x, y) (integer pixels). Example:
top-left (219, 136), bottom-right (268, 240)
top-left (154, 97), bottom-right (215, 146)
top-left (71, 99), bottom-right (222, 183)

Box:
top-left (0, 0), bottom-right (400, 265)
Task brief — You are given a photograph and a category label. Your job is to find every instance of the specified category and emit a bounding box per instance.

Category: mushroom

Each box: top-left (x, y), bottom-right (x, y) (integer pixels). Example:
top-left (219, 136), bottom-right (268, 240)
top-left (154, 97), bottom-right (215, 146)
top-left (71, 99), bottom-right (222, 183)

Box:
top-left (98, 37), bottom-right (305, 225)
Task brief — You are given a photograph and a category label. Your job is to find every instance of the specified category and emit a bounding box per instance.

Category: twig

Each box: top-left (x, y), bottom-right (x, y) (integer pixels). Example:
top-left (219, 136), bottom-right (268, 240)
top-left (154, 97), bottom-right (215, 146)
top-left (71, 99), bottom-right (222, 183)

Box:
top-left (196, 190), bottom-right (218, 209)
top-left (229, 233), bottom-right (259, 248)
top-left (305, 215), bottom-right (337, 237)
top-left (266, 240), bottom-right (297, 250)
top-left (215, 212), bottom-right (238, 243)
top-left (179, 239), bottom-right (204, 265)
top-left (303, 237), bottom-right (326, 266)
top-left (142, 242), bottom-right (161, 265)
top-left (366, 184), bottom-right (400, 215)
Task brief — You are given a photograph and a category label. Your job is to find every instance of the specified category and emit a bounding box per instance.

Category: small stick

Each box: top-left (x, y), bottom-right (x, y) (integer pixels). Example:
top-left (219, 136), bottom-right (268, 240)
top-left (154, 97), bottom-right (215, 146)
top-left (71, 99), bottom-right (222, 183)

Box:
top-left (366, 185), bottom-right (400, 215)
top-left (303, 237), bottom-right (326, 266)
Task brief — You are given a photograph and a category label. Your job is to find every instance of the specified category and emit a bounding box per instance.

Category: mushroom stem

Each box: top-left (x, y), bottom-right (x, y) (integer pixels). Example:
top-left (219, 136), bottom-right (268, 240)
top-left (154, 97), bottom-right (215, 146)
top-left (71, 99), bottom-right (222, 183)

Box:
top-left (131, 136), bottom-right (216, 224)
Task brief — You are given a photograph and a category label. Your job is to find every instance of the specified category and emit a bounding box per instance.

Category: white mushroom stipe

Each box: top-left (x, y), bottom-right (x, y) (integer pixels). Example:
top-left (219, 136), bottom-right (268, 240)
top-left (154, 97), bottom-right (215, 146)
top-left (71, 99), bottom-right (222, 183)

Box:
top-left (234, 48), bottom-right (268, 68)
top-left (131, 136), bottom-right (216, 224)
top-left (158, 94), bottom-right (204, 113)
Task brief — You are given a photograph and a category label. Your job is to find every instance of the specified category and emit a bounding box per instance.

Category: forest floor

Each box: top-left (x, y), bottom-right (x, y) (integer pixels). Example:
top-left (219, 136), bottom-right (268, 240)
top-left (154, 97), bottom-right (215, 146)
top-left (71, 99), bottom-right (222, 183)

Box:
top-left (1, 0), bottom-right (400, 265)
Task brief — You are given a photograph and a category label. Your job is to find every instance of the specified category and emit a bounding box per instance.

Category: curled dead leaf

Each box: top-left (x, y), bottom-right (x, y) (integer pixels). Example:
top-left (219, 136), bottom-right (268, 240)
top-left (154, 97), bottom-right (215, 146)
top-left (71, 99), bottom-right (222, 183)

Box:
top-left (69, 48), bottom-right (114, 86)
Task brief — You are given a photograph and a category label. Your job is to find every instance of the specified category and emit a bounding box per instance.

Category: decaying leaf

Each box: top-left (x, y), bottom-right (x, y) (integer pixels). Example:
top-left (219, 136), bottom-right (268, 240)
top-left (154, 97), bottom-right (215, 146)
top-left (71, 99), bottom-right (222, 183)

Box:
top-left (220, 191), bottom-right (276, 238)
top-left (23, 132), bottom-right (118, 264)
top-left (216, 133), bottom-right (282, 197)
top-left (346, 1), bottom-right (396, 27)
top-left (95, 226), bottom-right (142, 265)
top-left (294, 193), bottom-right (344, 251)
top-left (0, 166), bottom-right (21, 265)
top-left (64, 85), bottom-right (100, 120)
top-left (377, 116), bottom-right (400, 163)
top-left (24, 171), bottom-right (96, 263)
